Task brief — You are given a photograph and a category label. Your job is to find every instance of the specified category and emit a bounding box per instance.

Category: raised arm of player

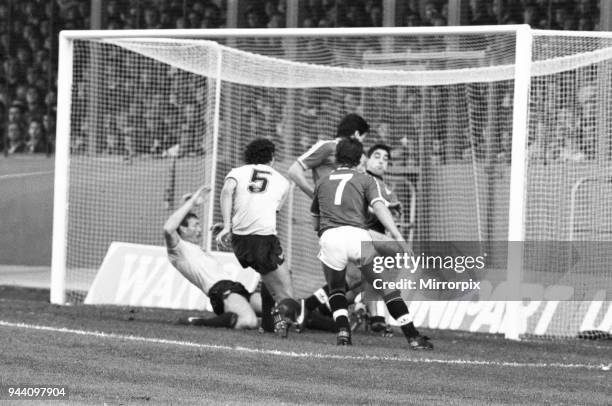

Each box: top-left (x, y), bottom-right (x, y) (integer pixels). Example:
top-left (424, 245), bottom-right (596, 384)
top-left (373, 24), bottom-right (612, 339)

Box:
top-left (163, 185), bottom-right (209, 248)
top-left (288, 161), bottom-right (314, 199)
top-left (364, 176), bottom-right (404, 242)
top-left (217, 177), bottom-right (237, 247)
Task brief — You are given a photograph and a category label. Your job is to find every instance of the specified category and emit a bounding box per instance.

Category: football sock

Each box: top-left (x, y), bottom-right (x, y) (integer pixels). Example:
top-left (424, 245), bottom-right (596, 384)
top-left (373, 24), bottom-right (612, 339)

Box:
top-left (305, 283), bottom-right (350, 312)
top-left (401, 322), bottom-right (419, 339)
top-left (316, 305), bottom-right (332, 317)
top-left (261, 283), bottom-right (275, 332)
top-left (328, 290), bottom-right (350, 330)
top-left (189, 312), bottom-right (237, 328)
top-left (305, 285), bottom-right (329, 312)
top-left (306, 310), bottom-right (337, 332)
top-left (384, 291), bottom-right (419, 338)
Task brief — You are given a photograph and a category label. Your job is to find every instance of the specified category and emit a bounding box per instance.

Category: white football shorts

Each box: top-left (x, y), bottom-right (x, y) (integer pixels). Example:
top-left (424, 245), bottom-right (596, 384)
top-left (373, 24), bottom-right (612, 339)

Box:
top-left (318, 226), bottom-right (374, 271)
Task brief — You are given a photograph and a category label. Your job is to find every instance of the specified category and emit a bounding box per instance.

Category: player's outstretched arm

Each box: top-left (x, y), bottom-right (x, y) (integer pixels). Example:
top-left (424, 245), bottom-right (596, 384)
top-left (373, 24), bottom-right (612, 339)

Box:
top-left (163, 185), bottom-right (209, 248)
top-left (372, 201), bottom-right (404, 242)
top-left (217, 178), bottom-right (237, 247)
top-left (288, 161), bottom-right (314, 199)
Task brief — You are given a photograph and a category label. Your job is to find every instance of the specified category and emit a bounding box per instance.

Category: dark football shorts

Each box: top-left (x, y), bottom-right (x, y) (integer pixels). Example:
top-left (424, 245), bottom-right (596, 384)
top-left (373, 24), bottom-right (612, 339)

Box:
top-left (231, 234), bottom-right (285, 275)
top-left (208, 280), bottom-right (250, 315)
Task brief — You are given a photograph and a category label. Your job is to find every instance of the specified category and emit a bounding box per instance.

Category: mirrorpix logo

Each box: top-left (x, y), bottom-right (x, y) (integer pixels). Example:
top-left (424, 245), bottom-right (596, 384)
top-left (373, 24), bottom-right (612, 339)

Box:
top-left (372, 276), bottom-right (481, 292)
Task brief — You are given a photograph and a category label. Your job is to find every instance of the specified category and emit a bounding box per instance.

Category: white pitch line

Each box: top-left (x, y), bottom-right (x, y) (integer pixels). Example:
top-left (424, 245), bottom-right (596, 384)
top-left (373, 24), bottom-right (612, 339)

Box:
top-left (0, 170), bottom-right (54, 180)
top-left (0, 320), bottom-right (607, 371)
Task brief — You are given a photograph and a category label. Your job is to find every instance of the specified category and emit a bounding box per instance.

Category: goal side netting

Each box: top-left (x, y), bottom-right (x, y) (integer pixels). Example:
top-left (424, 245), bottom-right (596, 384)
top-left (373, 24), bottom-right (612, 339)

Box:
top-left (52, 27), bottom-right (612, 339)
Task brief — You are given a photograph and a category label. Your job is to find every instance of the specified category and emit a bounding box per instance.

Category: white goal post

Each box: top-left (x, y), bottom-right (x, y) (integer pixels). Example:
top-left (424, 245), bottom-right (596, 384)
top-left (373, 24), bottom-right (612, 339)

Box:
top-left (51, 25), bottom-right (612, 340)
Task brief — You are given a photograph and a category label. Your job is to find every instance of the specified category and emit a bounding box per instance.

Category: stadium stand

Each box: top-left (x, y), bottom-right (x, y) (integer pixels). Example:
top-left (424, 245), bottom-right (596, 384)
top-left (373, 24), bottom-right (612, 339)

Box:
top-left (0, 0), bottom-right (605, 158)
top-left (1, 0), bottom-right (88, 154)
top-left (102, 0), bottom-right (225, 30)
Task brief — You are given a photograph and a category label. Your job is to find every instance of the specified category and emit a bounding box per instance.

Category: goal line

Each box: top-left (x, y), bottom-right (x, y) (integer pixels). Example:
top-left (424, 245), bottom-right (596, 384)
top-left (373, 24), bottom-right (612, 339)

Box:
top-left (0, 320), bottom-right (605, 371)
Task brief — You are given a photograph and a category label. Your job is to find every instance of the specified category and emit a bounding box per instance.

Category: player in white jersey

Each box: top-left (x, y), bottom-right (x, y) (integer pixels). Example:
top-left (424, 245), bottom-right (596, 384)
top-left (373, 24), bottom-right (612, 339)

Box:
top-left (164, 186), bottom-right (261, 329)
top-left (217, 138), bottom-right (300, 337)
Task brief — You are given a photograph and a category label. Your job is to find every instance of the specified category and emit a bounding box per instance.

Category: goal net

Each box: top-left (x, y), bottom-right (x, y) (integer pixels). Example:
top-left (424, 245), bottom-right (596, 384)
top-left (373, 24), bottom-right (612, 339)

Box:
top-left (51, 26), bottom-right (612, 339)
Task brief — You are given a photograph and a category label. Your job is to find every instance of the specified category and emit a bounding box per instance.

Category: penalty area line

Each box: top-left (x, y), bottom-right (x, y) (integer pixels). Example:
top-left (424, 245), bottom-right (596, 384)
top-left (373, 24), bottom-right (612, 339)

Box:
top-left (0, 320), bottom-right (604, 371)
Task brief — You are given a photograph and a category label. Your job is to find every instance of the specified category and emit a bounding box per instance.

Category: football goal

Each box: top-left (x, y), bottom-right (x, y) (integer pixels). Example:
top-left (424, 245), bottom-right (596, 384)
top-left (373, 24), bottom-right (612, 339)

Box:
top-left (51, 25), bottom-right (612, 339)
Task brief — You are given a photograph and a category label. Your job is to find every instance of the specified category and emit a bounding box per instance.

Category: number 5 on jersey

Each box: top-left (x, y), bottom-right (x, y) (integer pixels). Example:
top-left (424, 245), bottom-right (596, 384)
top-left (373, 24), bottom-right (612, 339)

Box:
top-left (248, 169), bottom-right (270, 193)
top-left (329, 173), bottom-right (353, 205)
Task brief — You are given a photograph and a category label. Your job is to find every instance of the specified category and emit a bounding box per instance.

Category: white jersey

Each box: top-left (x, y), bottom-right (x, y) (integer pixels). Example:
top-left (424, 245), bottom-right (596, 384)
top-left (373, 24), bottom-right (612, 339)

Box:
top-left (226, 164), bottom-right (290, 236)
top-left (167, 238), bottom-right (232, 295)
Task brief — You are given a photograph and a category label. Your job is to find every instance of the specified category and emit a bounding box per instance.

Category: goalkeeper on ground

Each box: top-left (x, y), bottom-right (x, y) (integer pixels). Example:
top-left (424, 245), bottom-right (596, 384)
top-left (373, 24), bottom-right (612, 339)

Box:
top-left (164, 186), bottom-right (261, 329)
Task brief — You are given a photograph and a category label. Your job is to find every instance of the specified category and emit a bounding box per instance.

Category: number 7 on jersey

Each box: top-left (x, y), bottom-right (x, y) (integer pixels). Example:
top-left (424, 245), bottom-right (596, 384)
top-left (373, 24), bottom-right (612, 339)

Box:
top-left (329, 173), bottom-right (353, 205)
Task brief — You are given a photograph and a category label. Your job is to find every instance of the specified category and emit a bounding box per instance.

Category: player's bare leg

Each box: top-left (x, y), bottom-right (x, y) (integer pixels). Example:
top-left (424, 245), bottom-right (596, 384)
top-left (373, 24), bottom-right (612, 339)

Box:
top-left (248, 292), bottom-right (262, 315)
top-left (344, 264), bottom-right (362, 303)
top-left (261, 262), bottom-right (299, 338)
top-left (223, 293), bottom-right (259, 329)
top-left (261, 261), bottom-right (294, 301)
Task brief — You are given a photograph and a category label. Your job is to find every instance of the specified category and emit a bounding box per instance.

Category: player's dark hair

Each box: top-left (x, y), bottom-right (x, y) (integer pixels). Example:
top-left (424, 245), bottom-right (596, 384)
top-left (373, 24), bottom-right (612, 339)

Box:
top-left (244, 138), bottom-right (275, 164)
top-left (178, 212), bottom-right (198, 236)
top-left (367, 143), bottom-right (392, 160)
top-left (336, 113), bottom-right (369, 138)
top-left (336, 138), bottom-right (364, 167)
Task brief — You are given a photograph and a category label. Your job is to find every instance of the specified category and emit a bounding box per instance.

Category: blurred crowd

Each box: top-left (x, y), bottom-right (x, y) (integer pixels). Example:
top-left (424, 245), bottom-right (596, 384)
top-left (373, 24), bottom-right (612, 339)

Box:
top-left (70, 50), bottom-right (213, 160)
top-left (402, 0), bottom-right (600, 30)
top-left (0, 0), bottom-right (90, 155)
top-left (0, 0), bottom-right (604, 162)
top-left (103, 0), bottom-right (225, 30)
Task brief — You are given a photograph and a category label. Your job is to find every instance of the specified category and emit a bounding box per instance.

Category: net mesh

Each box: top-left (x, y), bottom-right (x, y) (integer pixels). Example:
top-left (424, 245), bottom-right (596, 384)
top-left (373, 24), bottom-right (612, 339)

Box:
top-left (60, 29), bottom-right (612, 337)
top-left (522, 33), bottom-right (612, 337)
top-left (66, 40), bottom-right (217, 295)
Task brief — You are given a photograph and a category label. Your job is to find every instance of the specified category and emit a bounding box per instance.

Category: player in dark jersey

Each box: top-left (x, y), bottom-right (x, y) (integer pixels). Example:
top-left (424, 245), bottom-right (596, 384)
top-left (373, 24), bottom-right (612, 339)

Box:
top-left (295, 142), bottom-right (398, 334)
top-left (288, 113), bottom-right (369, 199)
top-left (364, 144), bottom-right (402, 234)
top-left (311, 138), bottom-right (432, 349)
top-left (290, 114), bottom-right (370, 330)
top-left (353, 143), bottom-right (404, 333)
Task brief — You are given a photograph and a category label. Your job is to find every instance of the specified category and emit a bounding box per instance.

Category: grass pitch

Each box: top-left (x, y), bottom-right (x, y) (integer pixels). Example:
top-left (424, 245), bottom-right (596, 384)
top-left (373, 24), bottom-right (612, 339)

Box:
top-left (1, 286), bottom-right (610, 405)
